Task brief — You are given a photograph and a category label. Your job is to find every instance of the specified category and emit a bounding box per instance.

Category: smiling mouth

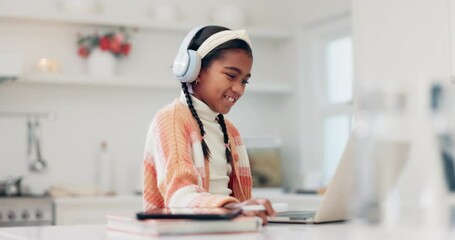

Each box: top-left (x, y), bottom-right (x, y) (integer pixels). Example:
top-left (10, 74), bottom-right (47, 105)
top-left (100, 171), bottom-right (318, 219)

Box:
top-left (224, 95), bottom-right (236, 103)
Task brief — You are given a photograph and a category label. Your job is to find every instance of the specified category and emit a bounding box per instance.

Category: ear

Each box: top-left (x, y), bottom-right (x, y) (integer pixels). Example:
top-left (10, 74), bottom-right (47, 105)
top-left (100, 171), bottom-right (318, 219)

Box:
top-left (189, 79), bottom-right (199, 93)
top-left (198, 66), bottom-right (209, 77)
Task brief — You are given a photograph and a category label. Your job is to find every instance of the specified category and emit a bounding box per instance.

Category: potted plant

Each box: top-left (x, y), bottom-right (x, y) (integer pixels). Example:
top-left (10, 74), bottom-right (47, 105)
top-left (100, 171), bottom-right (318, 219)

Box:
top-left (77, 28), bottom-right (132, 77)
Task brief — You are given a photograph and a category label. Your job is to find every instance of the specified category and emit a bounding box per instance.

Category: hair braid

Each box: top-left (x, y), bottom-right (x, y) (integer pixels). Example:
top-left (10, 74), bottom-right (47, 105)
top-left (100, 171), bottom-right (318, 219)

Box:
top-left (216, 114), bottom-right (232, 163)
top-left (181, 83), bottom-right (210, 159)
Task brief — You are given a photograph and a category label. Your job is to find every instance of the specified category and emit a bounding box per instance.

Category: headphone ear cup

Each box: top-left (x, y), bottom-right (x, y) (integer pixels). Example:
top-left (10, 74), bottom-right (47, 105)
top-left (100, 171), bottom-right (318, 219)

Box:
top-left (172, 51), bottom-right (190, 78)
top-left (178, 49), bottom-right (201, 83)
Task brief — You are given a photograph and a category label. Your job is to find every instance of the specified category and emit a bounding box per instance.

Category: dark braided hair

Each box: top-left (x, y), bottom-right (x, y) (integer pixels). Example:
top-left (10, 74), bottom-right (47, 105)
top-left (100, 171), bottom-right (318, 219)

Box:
top-left (181, 25), bottom-right (252, 162)
top-left (216, 114), bottom-right (233, 163)
top-left (182, 82), bottom-right (210, 159)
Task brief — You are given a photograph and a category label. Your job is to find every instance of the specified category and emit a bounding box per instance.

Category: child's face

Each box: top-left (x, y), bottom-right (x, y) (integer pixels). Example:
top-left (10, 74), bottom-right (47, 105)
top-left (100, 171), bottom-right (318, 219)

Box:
top-left (193, 50), bottom-right (252, 114)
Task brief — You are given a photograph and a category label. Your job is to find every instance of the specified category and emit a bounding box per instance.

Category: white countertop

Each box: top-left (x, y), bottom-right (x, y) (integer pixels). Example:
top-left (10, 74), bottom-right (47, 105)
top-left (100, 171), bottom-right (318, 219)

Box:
top-left (0, 222), bottom-right (453, 240)
top-left (52, 189), bottom-right (323, 211)
top-left (4, 190), bottom-right (454, 239)
top-left (52, 194), bottom-right (142, 205)
top-left (49, 189), bottom-right (322, 225)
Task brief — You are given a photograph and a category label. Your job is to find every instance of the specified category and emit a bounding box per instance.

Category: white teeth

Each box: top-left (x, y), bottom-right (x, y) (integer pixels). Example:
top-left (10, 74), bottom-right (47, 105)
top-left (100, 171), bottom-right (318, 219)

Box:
top-left (225, 96), bottom-right (235, 103)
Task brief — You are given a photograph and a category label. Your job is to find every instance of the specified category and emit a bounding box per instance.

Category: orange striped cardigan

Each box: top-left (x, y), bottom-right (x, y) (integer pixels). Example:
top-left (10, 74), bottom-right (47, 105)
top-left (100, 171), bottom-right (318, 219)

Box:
top-left (143, 99), bottom-right (252, 211)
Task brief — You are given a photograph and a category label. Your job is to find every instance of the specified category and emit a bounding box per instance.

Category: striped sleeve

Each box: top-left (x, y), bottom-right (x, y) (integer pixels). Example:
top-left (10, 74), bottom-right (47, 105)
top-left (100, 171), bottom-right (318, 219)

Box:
top-left (225, 119), bottom-right (253, 201)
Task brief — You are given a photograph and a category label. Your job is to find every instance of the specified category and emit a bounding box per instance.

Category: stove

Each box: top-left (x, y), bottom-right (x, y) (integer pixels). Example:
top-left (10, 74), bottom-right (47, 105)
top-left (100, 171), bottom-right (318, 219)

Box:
top-left (0, 196), bottom-right (54, 227)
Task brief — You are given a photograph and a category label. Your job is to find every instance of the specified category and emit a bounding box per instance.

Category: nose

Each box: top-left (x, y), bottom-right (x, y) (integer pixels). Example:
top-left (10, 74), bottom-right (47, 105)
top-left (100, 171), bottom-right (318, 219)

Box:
top-left (231, 81), bottom-right (245, 96)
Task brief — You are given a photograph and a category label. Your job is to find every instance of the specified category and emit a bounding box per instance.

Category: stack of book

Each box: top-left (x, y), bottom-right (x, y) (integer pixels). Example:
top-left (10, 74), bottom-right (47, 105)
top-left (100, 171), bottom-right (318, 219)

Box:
top-left (106, 214), bottom-right (263, 238)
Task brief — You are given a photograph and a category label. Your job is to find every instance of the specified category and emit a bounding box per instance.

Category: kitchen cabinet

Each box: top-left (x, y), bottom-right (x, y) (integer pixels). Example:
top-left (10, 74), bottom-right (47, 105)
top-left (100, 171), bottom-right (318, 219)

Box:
top-left (0, 7), bottom-right (293, 94)
top-left (53, 195), bottom-right (142, 225)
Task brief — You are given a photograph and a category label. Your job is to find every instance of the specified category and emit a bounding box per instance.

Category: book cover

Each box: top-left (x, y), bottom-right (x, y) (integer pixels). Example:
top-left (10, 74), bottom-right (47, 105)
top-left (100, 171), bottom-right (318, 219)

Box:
top-left (106, 214), bottom-right (262, 237)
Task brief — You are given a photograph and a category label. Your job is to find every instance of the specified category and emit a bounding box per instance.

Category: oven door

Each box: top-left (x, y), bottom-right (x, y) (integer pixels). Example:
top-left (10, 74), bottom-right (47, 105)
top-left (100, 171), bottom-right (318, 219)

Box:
top-left (0, 196), bottom-right (54, 227)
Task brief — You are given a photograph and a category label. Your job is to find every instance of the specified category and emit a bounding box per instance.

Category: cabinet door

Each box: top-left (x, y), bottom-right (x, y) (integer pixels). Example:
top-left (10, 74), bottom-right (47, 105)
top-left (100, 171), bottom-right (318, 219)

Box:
top-left (54, 197), bottom-right (142, 225)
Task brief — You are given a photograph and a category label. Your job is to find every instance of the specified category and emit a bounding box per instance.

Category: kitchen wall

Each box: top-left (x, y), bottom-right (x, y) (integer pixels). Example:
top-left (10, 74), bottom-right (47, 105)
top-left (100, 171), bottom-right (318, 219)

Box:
top-left (0, 0), bottom-right (350, 194)
top-left (351, 0), bottom-right (455, 224)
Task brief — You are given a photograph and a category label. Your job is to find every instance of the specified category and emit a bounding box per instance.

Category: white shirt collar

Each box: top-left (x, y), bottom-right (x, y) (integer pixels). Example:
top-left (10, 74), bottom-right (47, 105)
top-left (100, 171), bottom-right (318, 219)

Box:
top-left (179, 91), bottom-right (219, 121)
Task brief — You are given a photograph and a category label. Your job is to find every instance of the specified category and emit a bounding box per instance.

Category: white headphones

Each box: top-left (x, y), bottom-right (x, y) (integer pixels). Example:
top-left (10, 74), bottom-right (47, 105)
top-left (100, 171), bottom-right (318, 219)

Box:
top-left (172, 26), bottom-right (252, 83)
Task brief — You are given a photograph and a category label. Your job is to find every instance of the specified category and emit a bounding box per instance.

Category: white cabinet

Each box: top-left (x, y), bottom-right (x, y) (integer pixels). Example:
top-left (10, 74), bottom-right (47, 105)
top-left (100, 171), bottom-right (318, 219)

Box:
top-left (53, 196), bottom-right (142, 225)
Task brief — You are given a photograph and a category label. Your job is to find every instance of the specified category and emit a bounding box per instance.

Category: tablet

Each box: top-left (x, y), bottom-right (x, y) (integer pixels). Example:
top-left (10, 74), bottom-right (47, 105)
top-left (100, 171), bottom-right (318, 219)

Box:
top-left (136, 207), bottom-right (242, 220)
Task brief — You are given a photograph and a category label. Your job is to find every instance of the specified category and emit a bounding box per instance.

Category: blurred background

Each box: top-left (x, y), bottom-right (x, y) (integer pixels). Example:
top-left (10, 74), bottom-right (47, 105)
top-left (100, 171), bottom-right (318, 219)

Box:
top-left (0, 0), bottom-right (454, 228)
top-left (0, 0), bottom-right (351, 196)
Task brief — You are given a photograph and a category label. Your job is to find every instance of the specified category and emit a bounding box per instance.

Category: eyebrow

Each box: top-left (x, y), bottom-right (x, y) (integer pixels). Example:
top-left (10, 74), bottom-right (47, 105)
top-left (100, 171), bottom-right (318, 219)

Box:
top-left (224, 66), bottom-right (251, 78)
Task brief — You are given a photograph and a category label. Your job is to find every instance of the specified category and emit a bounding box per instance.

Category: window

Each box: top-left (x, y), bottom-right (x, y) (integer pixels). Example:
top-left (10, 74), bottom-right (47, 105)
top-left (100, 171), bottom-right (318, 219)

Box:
top-left (321, 35), bottom-right (353, 184)
top-left (300, 16), bottom-right (353, 188)
top-left (325, 37), bottom-right (353, 105)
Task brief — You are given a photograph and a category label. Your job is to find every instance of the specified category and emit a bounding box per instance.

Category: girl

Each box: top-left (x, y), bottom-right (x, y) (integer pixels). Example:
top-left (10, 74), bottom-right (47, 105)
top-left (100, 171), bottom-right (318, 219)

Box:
top-left (143, 25), bottom-right (275, 224)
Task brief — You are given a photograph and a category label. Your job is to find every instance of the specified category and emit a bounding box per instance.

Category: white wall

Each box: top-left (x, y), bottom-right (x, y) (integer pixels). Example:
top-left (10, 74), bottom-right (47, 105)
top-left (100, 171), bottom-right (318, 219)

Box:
top-left (352, 0), bottom-right (450, 92)
top-left (0, 0), bottom-right (351, 194)
top-left (351, 0), bottom-right (451, 137)
top-left (351, 0), bottom-right (453, 223)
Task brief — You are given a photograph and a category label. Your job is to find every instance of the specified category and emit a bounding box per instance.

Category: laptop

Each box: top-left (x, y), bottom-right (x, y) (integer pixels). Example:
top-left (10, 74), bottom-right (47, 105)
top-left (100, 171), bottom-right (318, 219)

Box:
top-left (268, 136), bottom-right (355, 224)
top-left (268, 136), bottom-right (409, 223)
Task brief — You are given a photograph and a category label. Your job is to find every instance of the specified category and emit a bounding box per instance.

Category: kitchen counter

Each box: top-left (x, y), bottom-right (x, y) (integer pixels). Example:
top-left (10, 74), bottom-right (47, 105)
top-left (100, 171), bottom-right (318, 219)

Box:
top-left (52, 190), bottom-right (323, 225)
top-left (0, 222), bottom-right (452, 240)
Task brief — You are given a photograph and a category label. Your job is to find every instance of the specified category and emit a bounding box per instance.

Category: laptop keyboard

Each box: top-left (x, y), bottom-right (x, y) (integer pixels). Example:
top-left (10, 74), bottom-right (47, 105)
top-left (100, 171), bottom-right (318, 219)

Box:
top-left (275, 210), bottom-right (316, 220)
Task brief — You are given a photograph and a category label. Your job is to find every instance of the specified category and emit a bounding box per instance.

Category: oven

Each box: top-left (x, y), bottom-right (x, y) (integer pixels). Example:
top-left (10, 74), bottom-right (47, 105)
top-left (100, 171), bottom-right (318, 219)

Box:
top-left (0, 196), bottom-right (54, 227)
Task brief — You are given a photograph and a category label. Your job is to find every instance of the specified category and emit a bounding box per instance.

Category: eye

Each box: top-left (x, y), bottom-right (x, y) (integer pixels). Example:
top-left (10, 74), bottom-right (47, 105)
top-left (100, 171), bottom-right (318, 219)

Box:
top-left (225, 73), bottom-right (236, 79)
top-left (242, 79), bottom-right (250, 84)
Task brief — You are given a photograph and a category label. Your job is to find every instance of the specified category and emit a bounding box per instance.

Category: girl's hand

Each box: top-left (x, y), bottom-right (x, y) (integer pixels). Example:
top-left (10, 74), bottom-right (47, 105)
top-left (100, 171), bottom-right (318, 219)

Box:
top-left (223, 198), bottom-right (276, 225)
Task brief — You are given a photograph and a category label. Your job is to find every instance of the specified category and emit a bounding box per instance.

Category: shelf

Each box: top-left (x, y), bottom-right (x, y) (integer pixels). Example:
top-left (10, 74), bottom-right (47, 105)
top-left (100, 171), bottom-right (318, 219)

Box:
top-left (14, 73), bottom-right (292, 94)
top-left (0, 11), bottom-right (291, 40)
top-left (18, 74), bottom-right (177, 89)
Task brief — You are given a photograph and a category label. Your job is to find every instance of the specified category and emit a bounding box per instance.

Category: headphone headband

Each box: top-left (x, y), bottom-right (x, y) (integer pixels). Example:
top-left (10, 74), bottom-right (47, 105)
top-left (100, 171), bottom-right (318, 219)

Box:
top-left (197, 29), bottom-right (251, 59)
top-left (172, 26), bottom-right (252, 83)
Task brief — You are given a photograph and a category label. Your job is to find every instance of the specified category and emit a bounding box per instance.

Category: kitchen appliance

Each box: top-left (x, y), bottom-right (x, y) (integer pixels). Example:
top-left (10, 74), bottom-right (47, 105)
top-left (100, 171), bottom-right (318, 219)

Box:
top-left (0, 196), bottom-right (54, 227)
top-left (0, 177), bottom-right (23, 196)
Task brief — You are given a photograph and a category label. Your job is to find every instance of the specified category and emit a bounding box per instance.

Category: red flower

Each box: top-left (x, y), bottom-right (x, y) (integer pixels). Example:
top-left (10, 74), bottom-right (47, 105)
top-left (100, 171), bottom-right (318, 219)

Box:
top-left (120, 43), bottom-right (131, 56)
top-left (77, 29), bottom-right (132, 58)
top-left (78, 47), bottom-right (89, 58)
top-left (114, 34), bottom-right (124, 44)
top-left (110, 38), bottom-right (122, 53)
top-left (99, 36), bottom-right (110, 51)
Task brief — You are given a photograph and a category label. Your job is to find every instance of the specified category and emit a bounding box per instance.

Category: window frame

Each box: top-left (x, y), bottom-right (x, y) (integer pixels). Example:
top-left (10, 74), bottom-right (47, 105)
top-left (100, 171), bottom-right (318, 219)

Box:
top-left (299, 15), bottom-right (354, 189)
